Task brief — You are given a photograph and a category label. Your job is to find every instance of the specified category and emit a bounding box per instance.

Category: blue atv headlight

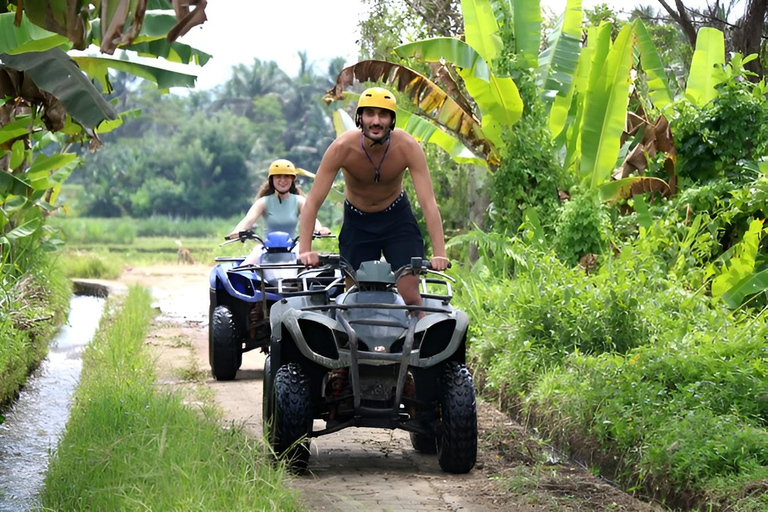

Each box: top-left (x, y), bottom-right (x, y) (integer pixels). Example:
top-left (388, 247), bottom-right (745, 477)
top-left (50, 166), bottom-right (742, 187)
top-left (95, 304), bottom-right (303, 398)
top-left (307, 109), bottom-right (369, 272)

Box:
top-left (229, 273), bottom-right (255, 297)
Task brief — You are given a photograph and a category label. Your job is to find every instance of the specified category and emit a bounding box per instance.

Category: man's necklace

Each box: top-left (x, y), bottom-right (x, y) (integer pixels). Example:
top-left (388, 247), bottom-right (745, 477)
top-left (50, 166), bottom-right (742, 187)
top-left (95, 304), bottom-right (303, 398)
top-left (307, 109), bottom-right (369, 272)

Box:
top-left (360, 132), bottom-right (391, 183)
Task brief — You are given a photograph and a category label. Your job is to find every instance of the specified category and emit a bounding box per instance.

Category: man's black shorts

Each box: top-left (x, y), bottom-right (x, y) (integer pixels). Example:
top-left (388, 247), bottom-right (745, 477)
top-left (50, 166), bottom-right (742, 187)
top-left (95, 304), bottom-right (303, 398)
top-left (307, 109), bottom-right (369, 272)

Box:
top-left (340, 191), bottom-right (424, 270)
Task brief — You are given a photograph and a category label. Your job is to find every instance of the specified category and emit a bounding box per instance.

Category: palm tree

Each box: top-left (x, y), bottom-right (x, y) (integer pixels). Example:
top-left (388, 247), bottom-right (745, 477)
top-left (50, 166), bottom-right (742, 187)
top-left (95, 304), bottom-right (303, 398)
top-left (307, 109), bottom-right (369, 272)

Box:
top-left (219, 59), bottom-right (291, 118)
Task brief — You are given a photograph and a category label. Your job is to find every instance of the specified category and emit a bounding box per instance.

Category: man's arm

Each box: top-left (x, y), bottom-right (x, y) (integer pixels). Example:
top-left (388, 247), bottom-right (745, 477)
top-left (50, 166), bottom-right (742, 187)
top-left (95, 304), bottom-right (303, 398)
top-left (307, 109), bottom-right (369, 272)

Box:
top-left (297, 196), bottom-right (331, 234)
top-left (406, 137), bottom-right (449, 271)
top-left (298, 141), bottom-right (342, 264)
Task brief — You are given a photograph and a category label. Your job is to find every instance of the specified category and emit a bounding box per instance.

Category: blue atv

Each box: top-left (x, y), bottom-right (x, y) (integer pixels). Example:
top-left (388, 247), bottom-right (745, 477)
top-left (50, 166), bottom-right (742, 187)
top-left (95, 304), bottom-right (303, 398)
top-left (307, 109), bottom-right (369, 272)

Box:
top-left (208, 230), bottom-right (305, 381)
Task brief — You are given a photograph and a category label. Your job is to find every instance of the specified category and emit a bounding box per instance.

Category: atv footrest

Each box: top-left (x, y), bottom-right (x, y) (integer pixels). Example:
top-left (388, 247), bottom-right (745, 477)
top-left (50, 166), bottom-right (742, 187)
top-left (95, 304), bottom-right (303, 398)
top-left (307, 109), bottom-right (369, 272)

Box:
top-left (313, 413), bottom-right (414, 437)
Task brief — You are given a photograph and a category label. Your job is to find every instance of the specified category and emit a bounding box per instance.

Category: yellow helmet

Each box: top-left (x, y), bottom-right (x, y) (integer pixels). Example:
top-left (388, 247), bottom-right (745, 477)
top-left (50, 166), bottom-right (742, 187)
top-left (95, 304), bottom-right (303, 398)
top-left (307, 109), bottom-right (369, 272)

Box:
top-left (356, 87), bottom-right (396, 129)
top-left (268, 159), bottom-right (298, 177)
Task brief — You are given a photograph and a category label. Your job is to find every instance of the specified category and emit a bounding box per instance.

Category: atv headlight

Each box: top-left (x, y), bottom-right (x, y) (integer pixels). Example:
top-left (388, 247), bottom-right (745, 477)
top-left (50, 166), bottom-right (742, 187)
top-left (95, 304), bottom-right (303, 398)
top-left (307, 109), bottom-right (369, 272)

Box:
top-left (298, 319), bottom-right (339, 360)
top-left (418, 320), bottom-right (456, 358)
top-left (229, 273), bottom-right (255, 297)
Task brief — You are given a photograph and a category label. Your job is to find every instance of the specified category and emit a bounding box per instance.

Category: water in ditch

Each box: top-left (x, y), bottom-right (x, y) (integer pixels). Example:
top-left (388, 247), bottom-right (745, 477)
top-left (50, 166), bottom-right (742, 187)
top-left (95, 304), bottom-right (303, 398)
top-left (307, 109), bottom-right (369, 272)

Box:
top-left (0, 294), bottom-right (105, 512)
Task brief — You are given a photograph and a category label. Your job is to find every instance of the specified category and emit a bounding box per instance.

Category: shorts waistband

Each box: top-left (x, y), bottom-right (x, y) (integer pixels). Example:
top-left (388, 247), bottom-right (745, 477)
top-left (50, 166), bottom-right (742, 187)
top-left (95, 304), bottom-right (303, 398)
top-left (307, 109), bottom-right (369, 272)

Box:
top-left (345, 190), bottom-right (406, 216)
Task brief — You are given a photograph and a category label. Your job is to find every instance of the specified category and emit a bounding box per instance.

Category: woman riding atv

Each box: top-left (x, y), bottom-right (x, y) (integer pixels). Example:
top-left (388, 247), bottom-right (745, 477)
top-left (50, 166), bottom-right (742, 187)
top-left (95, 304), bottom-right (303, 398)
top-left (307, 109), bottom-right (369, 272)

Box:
top-left (230, 158), bottom-right (330, 264)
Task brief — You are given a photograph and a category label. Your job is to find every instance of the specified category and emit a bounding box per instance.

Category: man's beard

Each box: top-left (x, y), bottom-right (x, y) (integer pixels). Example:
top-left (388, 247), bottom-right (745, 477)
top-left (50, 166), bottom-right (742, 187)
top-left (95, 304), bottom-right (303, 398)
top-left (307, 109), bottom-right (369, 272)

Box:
top-left (363, 124), bottom-right (390, 144)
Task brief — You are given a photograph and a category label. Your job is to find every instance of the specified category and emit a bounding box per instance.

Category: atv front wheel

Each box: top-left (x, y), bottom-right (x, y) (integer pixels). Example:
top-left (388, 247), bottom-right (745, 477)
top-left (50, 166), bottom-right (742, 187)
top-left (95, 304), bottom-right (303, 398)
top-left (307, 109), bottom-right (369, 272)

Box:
top-left (209, 305), bottom-right (241, 381)
top-left (437, 362), bottom-right (477, 473)
top-left (271, 363), bottom-right (312, 470)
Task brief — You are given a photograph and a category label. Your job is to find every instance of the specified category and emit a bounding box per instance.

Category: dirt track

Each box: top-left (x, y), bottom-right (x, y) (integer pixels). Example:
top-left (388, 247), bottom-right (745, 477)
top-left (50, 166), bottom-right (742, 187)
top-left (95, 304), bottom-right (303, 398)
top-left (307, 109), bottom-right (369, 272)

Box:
top-left (116, 263), bottom-right (662, 512)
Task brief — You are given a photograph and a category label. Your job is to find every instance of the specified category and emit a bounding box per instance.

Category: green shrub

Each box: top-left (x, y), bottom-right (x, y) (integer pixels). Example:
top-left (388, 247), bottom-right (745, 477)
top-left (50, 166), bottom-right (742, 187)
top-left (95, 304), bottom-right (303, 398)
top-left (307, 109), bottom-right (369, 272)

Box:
top-left (672, 64), bottom-right (768, 185)
top-left (553, 190), bottom-right (611, 266)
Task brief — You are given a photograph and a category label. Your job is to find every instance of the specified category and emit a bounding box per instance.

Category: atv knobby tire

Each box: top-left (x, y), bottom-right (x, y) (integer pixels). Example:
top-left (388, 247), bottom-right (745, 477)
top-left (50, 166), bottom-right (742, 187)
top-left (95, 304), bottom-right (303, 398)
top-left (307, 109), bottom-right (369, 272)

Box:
top-left (437, 362), bottom-right (477, 473)
top-left (209, 305), bottom-right (241, 381)
top-left (271, 363), bottom-right (312, 470)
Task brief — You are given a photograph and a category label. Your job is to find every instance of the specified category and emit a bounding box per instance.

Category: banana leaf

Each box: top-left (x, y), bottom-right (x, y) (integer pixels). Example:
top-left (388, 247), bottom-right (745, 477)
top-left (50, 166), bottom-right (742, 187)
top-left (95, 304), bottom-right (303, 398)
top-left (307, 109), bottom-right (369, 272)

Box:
top-left (398, 110), bottom-right (489, 167)
top-left (720, 268), bottom-right (768, 309)
top-left (580, 23), bottom-right (635, 188)
top-left (97, 108), bottom-right (142, 134)
top-left (634, 19), bottom-right (674, 112)
top-left (712, 219), bottom-right (763, 299)
top-left (597, 176), bottom-right (671, 202)
top-left (685, 27), bottom-right (724, 107)
top-left (538, 0), bottom-right (582, 107)
top-left (72, 53), bottom-right (198, 92)
top-left (3, 216), bottom-right (42, 241)
top-left (394, 38), bottom-right (522, 149)
top-left (27, 153), bottom-right (78, 191)
top-left (549, 25), bottom-right (594, 141)
top-left (20, 0), bottom-right (207, 53)
top-left (561, 24), bottom-right (608, 176)
top-left (21, 0), bottom-right (89, 49)
top-left (461, 0), bottom-right (502, 63)
top-left (332, 108), bottom-right (357, 135)
top-left (91, 14), bottom-right (211, 66)
top-left (0, 12), bottom-right (71, 54)
top-left (0, 170), bottom-right (33, 197)
top-left (0, 49), bottom-right (117, 129)
top-left (0, 118), bottom-right (35, 147)
top-left (512, 0), bottom-right (542, 69)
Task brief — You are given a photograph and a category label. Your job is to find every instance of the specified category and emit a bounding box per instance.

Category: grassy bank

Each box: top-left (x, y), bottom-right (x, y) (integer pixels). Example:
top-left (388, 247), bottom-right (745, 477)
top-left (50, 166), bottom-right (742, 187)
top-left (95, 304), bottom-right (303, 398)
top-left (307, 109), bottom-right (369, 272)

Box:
top-left (0, 256), bottom-right (71, 409)
top-left (41, 286), bottom-right (302, 511)
top-left (455, 240), bottom-right (767, 511)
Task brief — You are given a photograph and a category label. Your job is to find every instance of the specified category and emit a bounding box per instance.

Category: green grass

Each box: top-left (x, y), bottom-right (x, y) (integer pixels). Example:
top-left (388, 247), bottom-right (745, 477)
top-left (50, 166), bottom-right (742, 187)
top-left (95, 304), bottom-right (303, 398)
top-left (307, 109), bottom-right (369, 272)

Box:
top-left (41, 286), bottom-right (303, 511)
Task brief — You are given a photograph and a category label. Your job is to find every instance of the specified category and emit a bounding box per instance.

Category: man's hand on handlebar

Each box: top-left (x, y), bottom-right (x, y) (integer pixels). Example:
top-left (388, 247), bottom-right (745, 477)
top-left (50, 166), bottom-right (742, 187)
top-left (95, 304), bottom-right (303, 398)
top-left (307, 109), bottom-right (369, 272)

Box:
top-left (298, 251), bottom-right (320, 267)
top-left (430, 255), bottom-right (451, 272)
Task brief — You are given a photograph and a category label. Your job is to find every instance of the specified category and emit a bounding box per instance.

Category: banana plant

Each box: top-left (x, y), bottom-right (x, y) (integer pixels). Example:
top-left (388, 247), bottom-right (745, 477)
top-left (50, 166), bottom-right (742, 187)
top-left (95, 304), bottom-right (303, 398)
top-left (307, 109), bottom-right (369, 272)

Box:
top-left (0, 1), bottom-right (209, 273)
top-left (13, 0), bottom-right (207, 54)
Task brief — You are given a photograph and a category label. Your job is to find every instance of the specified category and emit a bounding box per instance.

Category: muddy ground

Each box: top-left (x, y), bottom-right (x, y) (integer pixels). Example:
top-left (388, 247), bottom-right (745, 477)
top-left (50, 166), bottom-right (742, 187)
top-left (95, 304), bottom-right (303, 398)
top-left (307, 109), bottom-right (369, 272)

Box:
top-left (110, 263), bottom-right (663, 512)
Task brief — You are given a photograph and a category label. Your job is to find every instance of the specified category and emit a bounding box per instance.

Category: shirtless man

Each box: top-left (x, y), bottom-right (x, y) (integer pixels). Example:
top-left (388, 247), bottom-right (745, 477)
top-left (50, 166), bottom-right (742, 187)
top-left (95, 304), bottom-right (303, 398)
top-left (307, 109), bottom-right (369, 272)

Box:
top-left (298, 86), bottom-right (449, 307)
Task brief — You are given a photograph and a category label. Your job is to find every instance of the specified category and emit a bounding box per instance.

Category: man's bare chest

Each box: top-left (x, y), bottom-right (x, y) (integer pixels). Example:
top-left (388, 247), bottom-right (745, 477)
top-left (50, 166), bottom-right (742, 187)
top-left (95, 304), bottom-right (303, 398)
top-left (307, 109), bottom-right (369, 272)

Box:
top-left (342, 148), bottom-right (406, 183)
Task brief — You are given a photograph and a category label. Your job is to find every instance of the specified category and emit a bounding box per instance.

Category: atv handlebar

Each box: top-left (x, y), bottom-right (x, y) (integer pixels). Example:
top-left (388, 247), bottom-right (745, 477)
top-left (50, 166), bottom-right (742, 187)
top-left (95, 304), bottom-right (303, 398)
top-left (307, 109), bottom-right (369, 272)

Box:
top-left (310, 254), bottom-right (455, 283)
top-left (220, 230), bottom-right (335, 247)
top-left (220, 229), bottom-right (263, 247)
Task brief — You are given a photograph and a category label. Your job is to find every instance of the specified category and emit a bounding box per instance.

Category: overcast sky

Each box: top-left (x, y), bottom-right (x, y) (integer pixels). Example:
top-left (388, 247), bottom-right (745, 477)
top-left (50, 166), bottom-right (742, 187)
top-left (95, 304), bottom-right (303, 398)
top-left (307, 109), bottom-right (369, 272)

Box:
top-left (176, 0), bottom-right (726, 91)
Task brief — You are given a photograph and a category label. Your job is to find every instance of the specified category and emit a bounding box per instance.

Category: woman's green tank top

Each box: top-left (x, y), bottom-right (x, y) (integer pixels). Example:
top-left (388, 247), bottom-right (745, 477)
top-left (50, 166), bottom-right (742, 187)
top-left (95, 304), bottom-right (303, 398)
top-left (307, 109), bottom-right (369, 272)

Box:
top-left (265, 193), bottom-right (299, 237)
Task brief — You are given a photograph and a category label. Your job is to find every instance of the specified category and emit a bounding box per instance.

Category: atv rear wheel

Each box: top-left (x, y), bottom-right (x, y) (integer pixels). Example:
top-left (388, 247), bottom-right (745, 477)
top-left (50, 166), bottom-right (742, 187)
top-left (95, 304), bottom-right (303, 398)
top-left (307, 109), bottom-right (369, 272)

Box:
top-left (209, 305), bottom-right (241, 381)
top-left (437, 362), bottom-right (477, 473)
top-left (271, 363), bottom-right (312, 470)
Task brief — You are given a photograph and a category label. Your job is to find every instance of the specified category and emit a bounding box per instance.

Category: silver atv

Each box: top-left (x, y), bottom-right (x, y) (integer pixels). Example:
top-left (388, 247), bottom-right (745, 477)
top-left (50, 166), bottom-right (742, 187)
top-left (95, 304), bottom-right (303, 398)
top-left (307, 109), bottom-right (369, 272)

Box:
top-left (263, 255), bottom-right (477, 474)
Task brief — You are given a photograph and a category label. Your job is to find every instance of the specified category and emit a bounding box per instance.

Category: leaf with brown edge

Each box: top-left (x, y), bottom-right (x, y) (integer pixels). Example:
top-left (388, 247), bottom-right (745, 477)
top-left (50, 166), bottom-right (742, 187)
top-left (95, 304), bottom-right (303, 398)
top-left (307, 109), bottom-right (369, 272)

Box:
top-left (324, 59), bottom-right (499, 166)
top-left (598, 176), bottom-right (671, 203)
